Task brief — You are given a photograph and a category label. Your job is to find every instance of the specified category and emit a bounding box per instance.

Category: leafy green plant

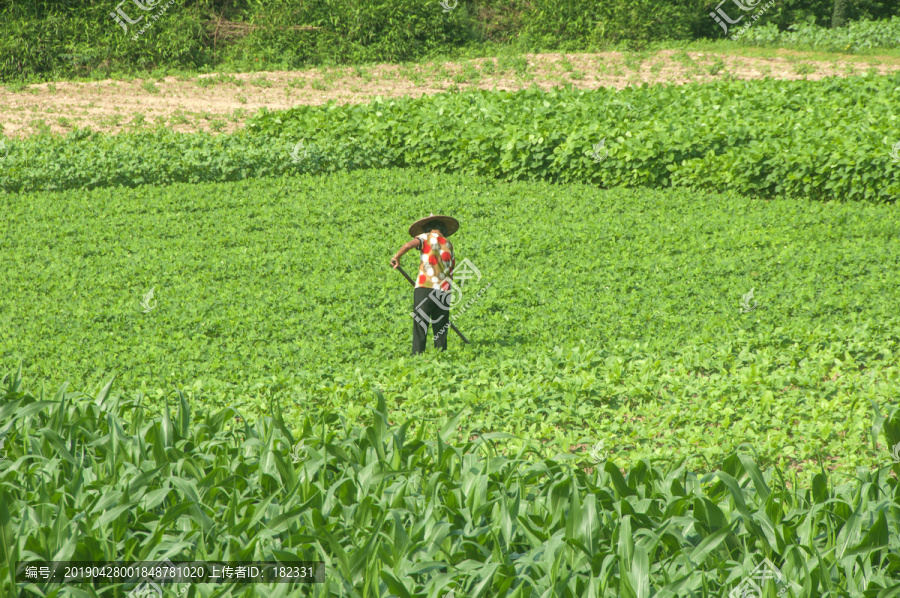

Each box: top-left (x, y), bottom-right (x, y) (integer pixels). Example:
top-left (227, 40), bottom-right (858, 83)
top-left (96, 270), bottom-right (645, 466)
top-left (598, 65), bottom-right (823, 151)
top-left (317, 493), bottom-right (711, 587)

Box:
top-left (2, 170), bottom-right (899, 482)
top-left (3, 0), bottom-right (898, 82)
top-left (27, 119), bottom-right (51, 135)
top-left (2, 74), bottom-right (899, 201)
top-left (462, 61), bottom-right (481, 82)
top-left (739, 16), bottom-right (900, 51)
top-left (97, 115), bottom-right (122, 128)
top-left (197, 73), bottom-right (240, 87)
top-left (623, 52), bottom-right (646, 72)
top-left (3, 368), bottom-right (900, 596)
top-left (707, 56), bottom-right (726, 75)
top-left (169, 112), bottom-right (190, 125)
top-left (498, 55), bottom-right (529, 75)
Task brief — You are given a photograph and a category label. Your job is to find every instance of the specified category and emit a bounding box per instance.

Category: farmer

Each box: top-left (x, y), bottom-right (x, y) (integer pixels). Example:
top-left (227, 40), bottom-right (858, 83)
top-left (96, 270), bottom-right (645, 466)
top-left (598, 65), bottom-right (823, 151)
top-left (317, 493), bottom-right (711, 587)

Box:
top-left (390, 214), bottom-right (458, 354)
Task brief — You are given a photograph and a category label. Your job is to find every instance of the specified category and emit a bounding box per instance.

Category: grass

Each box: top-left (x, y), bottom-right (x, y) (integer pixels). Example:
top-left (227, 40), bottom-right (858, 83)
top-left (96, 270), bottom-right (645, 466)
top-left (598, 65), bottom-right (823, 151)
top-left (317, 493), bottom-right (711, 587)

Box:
top-left (97, 114), bottom-right (123, 127)
top-left (26, 119), bottom-right (51, 135)
top-left (498, 54), bottom-right (529, 75)
top-left (707, 56), bottom-right (726, 75)
top-left (168, 112), bottom-right (190, 125)
top-left (197, 73), bottom-right (243, 87)
top-left (2, 39), bottom-right (898, 90)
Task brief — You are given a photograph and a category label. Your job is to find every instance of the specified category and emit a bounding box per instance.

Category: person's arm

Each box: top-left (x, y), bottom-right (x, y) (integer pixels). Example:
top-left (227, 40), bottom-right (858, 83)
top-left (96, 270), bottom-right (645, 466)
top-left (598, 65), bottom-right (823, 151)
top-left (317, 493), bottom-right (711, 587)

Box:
top-left (390, 237), bottom-right (422, 269)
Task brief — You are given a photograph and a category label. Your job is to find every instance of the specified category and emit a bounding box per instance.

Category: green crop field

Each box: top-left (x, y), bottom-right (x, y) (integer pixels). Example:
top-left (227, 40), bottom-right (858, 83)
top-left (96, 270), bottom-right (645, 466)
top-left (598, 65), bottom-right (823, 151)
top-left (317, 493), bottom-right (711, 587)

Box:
top-left (2, 168), bottom-right (900, 595)
top-left (3, 169), bottom-right (900, 473)
top-left (5, 75), bottom-right (900, 201)
top-left (4, 4), bottom-right (900, 589)
top-left (0, 170), bottom-right (900, 471)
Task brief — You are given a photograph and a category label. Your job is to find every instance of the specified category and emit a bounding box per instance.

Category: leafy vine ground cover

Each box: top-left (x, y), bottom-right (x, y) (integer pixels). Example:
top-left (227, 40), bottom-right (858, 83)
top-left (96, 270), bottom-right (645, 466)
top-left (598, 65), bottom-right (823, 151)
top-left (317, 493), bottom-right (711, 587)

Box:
top-left (1, 169), bottom-right (898, 485)
top-left (3, 73), bottom-right (899, 201)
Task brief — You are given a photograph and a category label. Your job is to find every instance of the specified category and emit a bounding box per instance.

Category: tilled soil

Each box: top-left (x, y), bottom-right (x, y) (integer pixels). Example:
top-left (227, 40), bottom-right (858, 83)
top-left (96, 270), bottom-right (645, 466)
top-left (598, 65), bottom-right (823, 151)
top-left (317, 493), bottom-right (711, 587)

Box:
top-left (2, 49), bottom-right (898, 138)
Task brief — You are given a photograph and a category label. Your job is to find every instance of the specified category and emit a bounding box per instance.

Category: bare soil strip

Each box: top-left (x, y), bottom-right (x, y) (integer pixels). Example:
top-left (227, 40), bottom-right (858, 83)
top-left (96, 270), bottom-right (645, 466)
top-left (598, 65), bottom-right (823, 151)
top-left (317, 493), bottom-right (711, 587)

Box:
top-left (2, 49), bottom-right (898, 138)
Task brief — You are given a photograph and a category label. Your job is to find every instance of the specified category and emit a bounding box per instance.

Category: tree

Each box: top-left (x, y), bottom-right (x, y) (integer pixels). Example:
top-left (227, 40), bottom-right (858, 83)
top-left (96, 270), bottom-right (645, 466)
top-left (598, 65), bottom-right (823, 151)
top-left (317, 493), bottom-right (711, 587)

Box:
top-left (832, 0), bottom-right (849, 27)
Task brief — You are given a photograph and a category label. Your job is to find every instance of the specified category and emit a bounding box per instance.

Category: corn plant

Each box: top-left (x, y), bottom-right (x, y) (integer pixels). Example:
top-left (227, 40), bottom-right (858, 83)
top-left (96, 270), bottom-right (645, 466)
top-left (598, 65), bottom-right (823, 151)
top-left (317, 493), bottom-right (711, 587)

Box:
top-left (3, 367), bottom-right (900, 597)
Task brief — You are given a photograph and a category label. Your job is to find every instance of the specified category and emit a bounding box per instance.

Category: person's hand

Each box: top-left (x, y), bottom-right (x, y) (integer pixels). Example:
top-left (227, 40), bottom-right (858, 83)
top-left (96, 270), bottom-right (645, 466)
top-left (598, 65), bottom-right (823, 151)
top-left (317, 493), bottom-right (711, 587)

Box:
top-left (390, 255), bottom-right (399, 269)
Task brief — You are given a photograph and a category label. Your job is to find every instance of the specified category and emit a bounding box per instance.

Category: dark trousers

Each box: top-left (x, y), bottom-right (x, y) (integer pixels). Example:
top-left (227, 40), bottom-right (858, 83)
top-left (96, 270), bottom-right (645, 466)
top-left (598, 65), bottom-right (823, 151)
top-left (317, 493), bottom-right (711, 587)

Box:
top-left (412, 287), bottom-right (450, 354)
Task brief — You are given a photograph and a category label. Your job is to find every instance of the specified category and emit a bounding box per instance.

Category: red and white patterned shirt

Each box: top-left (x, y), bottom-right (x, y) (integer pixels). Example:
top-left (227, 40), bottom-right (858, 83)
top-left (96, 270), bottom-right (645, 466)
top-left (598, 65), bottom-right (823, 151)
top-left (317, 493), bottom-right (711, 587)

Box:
top-left (415, 232), bottom-right (455, 291)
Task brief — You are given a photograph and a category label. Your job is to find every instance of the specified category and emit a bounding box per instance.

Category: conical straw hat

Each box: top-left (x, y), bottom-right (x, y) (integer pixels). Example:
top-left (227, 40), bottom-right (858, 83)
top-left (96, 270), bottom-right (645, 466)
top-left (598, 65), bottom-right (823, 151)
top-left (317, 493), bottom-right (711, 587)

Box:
top-left (408, 213), bottom-right (459, 237)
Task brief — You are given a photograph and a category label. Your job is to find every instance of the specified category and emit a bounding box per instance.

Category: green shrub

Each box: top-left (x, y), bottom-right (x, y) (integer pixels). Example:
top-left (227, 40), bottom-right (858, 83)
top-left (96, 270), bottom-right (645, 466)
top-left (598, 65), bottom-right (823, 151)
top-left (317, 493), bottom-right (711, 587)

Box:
top-left (738, 15), bottom-right (900, 51)
top-left (512, 0), bottom-right (707, 47)
top-left (0, 2), bottom-right (209, 80)
top-left (2, 1), bottom-right (898, 81)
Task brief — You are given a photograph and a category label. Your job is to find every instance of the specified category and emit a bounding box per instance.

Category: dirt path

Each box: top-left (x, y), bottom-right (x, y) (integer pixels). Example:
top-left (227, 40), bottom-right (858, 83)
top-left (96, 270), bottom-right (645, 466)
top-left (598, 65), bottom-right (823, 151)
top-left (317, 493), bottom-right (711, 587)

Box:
top-left (3, 49), bottom-right (898, 138)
